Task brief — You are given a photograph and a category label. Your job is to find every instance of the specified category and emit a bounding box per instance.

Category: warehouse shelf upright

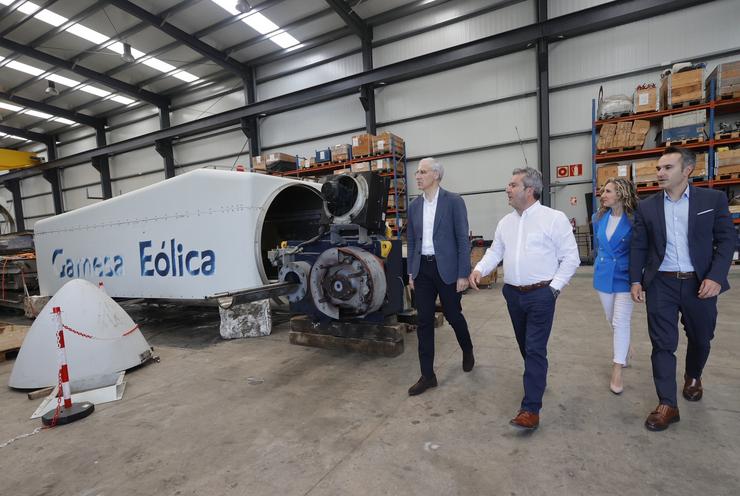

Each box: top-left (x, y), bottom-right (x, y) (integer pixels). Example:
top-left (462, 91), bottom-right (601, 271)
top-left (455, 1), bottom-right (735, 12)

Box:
top-left (276, 152), bottom-right (408, 240)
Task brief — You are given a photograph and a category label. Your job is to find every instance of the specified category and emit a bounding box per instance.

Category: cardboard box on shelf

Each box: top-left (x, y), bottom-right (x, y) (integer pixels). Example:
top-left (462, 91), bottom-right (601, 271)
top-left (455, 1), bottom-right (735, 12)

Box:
top-left (351, 133), bottom-right (375, 157)
top-left (600, 123), bottom-right (617, 137)
top-left (387, 194), bottom-right (406, 211)
top-left (333, 168), bottom-right (350, 175)
top-left (631, 119), bottom-right (651, 135)
top-left (373, 132), bottom-right (405, 155)
top-left (634, 86), bottom-right (658, 113)
top-left (331, 144), bottom-right (352, 163)
top-left (251, 155), bottom-right (266, 171)
top-left (350, 161), bottom-right (371, 173)
top-left (705, 61), bottom-right (740, 99)
top-left (693, 152), bottom-right (708, 178)
top-left (633, 159), bottom-right (659, 183)
top-left (596, 163), bottom-right (629, 189)
top-left (616, 121), bottom-right (633, 134)
top-left (660, 68), bottom-right (704, 108)
top-left (628, 133), bottom-right (646, 147)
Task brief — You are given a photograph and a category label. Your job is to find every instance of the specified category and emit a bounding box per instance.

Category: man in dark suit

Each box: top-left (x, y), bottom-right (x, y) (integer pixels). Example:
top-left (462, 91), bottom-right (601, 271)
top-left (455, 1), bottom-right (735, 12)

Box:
top-left (406, 157), bottom-right (474, 396)
top-left (630, 146), bottom-right (735, 431)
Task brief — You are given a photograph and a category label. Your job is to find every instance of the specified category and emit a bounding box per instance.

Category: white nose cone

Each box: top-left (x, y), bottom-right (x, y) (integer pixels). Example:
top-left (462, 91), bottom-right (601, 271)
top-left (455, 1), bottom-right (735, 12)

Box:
top-left (9, 279), bottom-right (151, 389)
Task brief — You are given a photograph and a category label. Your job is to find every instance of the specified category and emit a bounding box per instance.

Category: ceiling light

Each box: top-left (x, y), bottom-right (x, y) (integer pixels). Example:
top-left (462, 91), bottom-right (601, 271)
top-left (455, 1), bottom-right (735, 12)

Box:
top-left (235, 0), bottom-right (251, 13)
top-left (52, 117), bottom-right (75, 125)
top-left (243, 12), bottom-right (278, 34)
top-left (45, 80), bottom-right (59, 96)
top-left (25, 109), bottom-right (53, 119)
top-left (122, 42), bottom-right (135, 63)
top-left (269, 31), bottom-right (299, 49)
top-left (0, 102), bottom-right (24, 112)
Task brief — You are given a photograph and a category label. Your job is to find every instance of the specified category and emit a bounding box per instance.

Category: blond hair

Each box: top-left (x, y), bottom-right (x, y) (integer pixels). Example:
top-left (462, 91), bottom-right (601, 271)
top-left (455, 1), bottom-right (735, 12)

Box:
top-left (597, 177), bottom-right (638, 220)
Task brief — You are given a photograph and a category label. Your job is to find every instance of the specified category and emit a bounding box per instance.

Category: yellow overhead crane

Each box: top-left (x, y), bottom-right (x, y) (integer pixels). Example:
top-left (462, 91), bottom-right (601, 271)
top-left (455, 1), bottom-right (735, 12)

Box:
top-left (0, 148), bottom-right (42, 169)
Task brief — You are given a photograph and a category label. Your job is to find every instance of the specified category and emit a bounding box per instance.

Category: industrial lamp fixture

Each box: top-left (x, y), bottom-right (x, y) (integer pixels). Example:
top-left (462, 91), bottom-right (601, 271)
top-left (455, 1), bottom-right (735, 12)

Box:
top-left (235, 0), bottom-right (252, 13)
top-left (45, 80), bottom-right (59, 96)
top-left (121, 42), bottom-right (135, 63)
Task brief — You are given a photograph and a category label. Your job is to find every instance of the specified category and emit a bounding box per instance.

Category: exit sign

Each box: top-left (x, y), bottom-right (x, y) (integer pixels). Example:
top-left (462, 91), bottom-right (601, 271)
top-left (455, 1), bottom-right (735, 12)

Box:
top-left (556, 163), bottom-right (583, 178)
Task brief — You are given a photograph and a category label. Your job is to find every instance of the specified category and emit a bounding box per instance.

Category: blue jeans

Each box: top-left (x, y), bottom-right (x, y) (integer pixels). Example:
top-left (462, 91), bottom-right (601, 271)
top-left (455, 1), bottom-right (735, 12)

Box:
top-left (502, 284), bottom-right (557, 414)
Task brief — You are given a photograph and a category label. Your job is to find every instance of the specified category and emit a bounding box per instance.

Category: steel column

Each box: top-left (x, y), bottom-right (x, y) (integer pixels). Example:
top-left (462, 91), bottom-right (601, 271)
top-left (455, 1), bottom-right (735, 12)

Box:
top-left (5, 180), bottom-right (25, 231)
top-left (536, 0), bottom-right (550, 206)
top-left (93, 127), bottom-right (112, 199)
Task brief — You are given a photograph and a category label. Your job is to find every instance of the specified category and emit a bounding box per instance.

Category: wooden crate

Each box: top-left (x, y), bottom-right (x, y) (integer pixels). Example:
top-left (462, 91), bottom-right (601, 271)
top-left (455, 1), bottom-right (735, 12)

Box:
top-left (634, 86), bottom-right (658, 113)
top-left (661, 68), bottom-right (704, 108)
top-left (706, 61), bottom-right (740, 99)
top-left (596, 163), bottom-right (630, 189)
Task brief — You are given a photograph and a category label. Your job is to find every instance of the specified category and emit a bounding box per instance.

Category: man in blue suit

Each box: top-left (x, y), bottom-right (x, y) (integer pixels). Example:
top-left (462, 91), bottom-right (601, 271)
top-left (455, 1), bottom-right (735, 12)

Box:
top-left (630, 146), bottom-right (735, 431)
top-left (406, 157), bottom-right (474, 396)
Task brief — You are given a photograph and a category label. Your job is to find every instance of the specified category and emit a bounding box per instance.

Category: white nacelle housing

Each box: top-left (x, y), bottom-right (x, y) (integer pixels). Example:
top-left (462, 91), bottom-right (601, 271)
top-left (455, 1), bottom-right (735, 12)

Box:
top-left (34, 169), bottom-right (323, 299)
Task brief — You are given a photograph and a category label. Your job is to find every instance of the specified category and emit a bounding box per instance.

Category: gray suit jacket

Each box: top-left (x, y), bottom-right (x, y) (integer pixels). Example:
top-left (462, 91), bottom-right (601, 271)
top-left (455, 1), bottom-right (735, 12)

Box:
top-left (407, 188), bottom-right (471, 285)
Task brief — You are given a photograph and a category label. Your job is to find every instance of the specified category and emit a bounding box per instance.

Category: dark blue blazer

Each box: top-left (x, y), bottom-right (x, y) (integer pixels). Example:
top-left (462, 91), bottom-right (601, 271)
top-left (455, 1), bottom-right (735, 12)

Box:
top-left (629, 185), bottom-right (735, 292)
top-left (407, 188), bottom-right (470, 285)
top-left (593, 210), bottom-right (632, 293)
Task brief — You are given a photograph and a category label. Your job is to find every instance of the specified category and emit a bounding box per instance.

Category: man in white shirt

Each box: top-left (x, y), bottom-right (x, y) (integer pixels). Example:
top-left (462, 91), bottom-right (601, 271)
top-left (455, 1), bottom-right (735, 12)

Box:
top-left (406, 158), bottom-right (474, 396)
top-left (469, 167), bottom-right (580, 430)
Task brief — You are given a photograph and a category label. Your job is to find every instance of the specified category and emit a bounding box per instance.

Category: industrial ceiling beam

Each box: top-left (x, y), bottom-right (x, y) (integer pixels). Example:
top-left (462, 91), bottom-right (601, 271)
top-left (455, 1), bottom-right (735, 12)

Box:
top-left (0, 0), bottom-right (713, 183)
top-left (323, 0), bottom-right (371, 40)
top-left (107, 0), bottom-right (252, 78)
top-left (0, 91), bottom-right (104, 129)
top-left (0, 124), bottom-right (54, 148)
top-left (0, 37), bottom-right (169, 107)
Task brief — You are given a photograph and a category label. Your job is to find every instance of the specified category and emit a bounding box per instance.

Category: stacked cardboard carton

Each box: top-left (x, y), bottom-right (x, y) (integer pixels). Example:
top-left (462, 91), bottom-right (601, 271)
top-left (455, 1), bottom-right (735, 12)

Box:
top-left (634, 85), bottom-right (658, 113)
top-left (597, 120), bottom-right (650, 151)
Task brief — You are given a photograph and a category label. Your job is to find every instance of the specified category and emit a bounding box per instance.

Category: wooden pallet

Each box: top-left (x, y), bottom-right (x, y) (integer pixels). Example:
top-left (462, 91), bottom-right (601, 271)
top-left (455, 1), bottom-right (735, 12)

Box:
top-left (715, 172), bottom-right (740, 181)
top-left (665, 136), bottom-right (705, 146)
top-left (636, 180), bottom-right (659, 188)
top-left (688, 175), bottom-right (707, 183)
top-left (599, 145), bottom-right (641, 154)
top-left (668, 99), bottom-right (703, 109)
top-left (717, 92), bottom-right (740, 101)
top-left (601, 111), bottom-right (633, 119)
top-left (717, 131), bottom-right (740, 140)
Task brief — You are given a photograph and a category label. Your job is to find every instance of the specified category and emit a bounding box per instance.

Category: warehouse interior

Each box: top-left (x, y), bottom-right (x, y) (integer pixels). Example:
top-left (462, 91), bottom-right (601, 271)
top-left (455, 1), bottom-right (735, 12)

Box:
top-left (0, 0), bottom-right (739, 494)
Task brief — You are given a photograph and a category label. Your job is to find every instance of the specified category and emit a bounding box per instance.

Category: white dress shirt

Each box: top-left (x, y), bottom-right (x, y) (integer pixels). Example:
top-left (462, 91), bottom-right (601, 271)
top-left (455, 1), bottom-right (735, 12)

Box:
top-left (421, 187), bottom-right (440, 256)
top-left (474, 202), bottom-right (581, 291)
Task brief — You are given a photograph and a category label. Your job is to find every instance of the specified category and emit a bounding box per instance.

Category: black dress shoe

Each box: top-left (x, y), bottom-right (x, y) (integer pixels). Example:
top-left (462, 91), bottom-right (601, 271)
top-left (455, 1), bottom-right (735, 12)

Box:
top-left (408, 375), bottom-right (437, 396)
top-left (462, 350), bottom-right (475, 372)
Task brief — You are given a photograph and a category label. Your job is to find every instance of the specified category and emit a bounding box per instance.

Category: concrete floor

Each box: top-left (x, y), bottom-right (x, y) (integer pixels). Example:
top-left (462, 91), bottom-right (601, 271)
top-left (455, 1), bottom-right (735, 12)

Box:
top-left (1, 266), bottom-right (739, 496)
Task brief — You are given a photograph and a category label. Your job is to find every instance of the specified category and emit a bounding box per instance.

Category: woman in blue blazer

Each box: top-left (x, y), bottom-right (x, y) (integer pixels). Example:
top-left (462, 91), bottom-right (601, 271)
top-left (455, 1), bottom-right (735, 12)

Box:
top-left (593, 177), bottom-right (639, 394)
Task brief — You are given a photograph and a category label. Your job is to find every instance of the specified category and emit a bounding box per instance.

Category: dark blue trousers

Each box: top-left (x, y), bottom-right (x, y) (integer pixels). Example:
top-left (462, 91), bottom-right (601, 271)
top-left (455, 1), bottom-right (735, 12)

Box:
top-left (415, 257), bottom-right (473, 378)
top-left (502, 284), bottom-right (557, 414)
top-left (646, 274), bottom-right (717, 407)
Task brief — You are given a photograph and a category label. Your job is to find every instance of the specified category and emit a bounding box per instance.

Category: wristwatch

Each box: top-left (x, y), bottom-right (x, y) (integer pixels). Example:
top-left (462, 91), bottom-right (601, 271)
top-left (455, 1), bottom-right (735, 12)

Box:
top-left (550, 286), bottom-right (560, 299)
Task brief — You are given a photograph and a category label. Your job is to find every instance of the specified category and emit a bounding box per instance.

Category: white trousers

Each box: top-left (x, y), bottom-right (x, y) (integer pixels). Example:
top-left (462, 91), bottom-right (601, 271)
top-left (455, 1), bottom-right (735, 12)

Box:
top-left (597, 291), bottom-right (633, 365)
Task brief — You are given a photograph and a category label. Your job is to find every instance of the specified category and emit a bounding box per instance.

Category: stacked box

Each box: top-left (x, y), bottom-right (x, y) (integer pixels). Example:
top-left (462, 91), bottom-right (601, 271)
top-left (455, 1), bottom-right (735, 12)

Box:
top-left (633, 159), bottom-right (659, 183)
top-left (715, 149), bottom-right (740, 177)
top-left (373, 132), bottom-right (405, 156)
top-left (315, 148), bottom-right (332, 164)
top-left (251, 155), bottom-right (266, 172)
top-left (351, 133), bottom-right (375, 157)
top-left (705, 61), bottom-right (740, 99)
top-left (597, 123), bottom-right (617, 150)
top-left (350, 161), bottom-right (371, 173)
top-left (596, 163), bottom-right (630, 189)
top-left (389, 178), bottom-right (406, 192)
top-left (371, 158), bottom-right (393, 171)
top-left (331, 144), bottom-right (352, 163)
top-left (660, 68), bottom-right (704, 108)
top-left (634, 85), bottom-right (658, 113)
top-left (253, 152), bottom-right (297, 172)
top-left (333, 168), bottom-right (350, 175)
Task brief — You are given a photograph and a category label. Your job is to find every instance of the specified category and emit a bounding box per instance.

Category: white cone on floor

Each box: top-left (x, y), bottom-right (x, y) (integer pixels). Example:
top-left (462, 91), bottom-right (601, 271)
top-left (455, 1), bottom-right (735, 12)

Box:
top-left (9, 279), bottom-right (151, 389)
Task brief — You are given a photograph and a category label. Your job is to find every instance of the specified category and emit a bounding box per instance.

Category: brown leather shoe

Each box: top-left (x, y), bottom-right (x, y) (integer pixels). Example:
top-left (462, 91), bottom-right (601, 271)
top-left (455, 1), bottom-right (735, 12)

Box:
top-left (462, 350), bottom-right (475, 372)
top-left (509, 410), bottom-right (539, 430)
top-left (645, 404), bottom-right (680, 431)
top-left (683, 374), bottom-right (703, 401)
top-left (408, 375), bottom-right (437, 396)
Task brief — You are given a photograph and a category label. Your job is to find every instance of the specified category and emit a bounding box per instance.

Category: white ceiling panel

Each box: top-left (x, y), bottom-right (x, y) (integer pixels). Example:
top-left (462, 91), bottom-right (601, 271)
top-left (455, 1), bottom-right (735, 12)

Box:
top-left (167, 2), bottom-right (231, 35)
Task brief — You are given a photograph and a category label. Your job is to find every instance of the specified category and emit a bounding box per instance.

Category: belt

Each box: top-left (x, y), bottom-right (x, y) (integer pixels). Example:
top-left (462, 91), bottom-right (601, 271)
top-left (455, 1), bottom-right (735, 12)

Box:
top-left (510, 280), bottom-right (552, 292)
top-left (420, 254), bottom-right (436, 262)
top-left (659, 271), bottom-right (696, 280)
